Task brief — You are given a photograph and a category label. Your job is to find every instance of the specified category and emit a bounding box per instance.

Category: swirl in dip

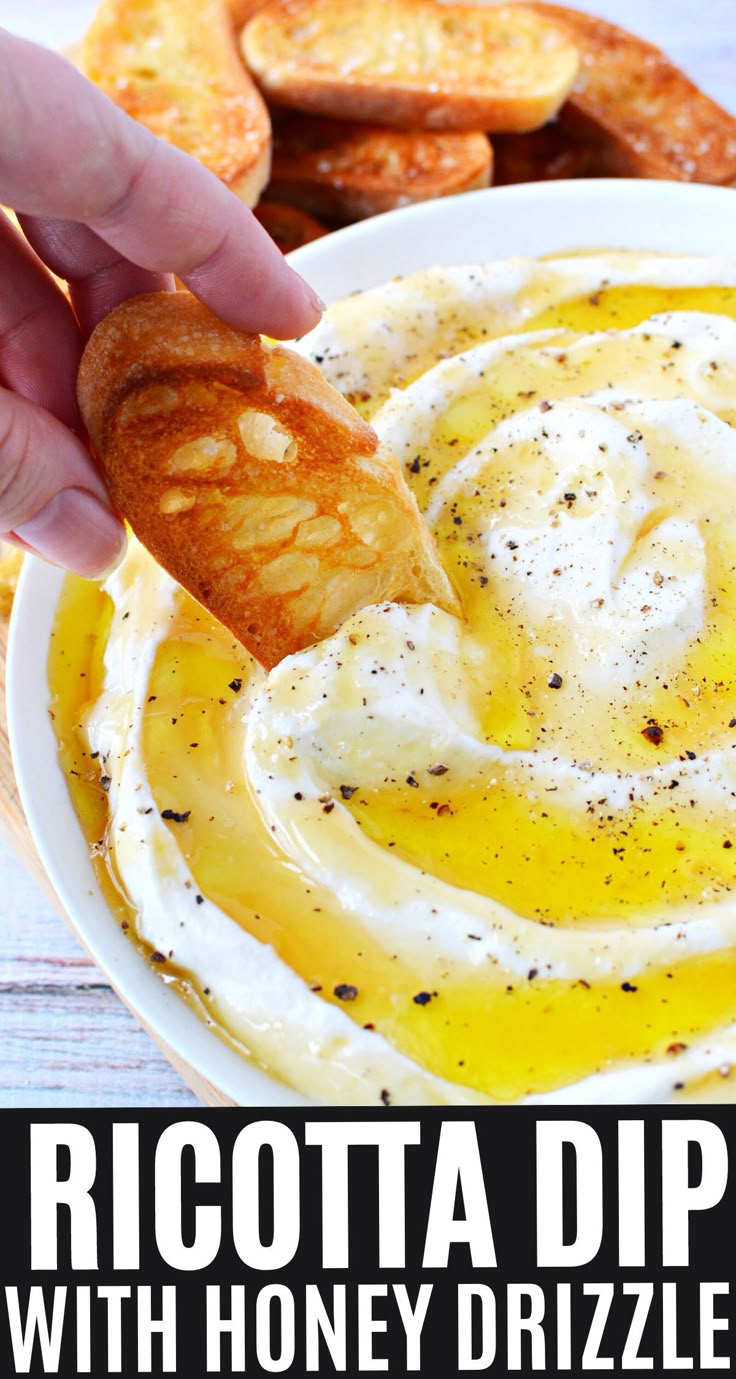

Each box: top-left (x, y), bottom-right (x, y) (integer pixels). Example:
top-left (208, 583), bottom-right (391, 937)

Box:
top-left (50, 252), bottom-right (736, 1105)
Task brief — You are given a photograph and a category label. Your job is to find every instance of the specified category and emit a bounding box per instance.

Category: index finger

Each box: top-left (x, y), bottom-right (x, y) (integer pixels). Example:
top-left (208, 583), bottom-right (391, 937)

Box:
top-left (0, 29), bottom-right (324, 339)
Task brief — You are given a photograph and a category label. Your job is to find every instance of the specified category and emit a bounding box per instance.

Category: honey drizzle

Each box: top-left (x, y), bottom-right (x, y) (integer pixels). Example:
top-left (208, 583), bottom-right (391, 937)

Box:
top-left (48, 279), bottom-right (736, 1100)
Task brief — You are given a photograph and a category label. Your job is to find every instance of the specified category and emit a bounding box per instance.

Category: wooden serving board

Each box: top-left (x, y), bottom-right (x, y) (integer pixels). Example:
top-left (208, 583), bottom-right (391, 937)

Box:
top-left (0, 596), bottom-right (233, 1106)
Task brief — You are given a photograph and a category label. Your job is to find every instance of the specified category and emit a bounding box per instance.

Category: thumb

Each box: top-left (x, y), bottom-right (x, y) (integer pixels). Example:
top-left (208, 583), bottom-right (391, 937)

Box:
top-left (0, 386), bottom-right (126, 577)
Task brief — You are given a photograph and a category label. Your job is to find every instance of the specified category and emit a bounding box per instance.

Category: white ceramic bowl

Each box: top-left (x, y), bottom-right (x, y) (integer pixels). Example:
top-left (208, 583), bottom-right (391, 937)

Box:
top-left (9, 178), bottom-right (736, 1106)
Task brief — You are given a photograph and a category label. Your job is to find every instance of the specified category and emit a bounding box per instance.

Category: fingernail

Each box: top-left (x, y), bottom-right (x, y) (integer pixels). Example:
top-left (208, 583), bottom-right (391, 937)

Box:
top-left (294, 275), bottom-right (326, 315)
top-left (307, 288), bottom-right (327, 314)
top-left (14, 488), bottom-right (127, 579)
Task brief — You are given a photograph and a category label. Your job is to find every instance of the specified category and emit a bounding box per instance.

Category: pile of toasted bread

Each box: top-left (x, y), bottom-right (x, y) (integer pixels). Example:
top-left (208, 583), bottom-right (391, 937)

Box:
top-left (81, 0), bottom-right (736, 255)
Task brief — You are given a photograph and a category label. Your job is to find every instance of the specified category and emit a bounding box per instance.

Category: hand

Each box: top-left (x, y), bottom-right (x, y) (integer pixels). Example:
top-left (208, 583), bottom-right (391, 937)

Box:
top-left (0, 27), bottom-right (324, 577)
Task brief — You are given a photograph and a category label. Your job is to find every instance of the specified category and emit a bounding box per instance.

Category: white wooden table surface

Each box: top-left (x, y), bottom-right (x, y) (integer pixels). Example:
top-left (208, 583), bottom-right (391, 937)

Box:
top-left (0, 0), bottom-right (734, 1107)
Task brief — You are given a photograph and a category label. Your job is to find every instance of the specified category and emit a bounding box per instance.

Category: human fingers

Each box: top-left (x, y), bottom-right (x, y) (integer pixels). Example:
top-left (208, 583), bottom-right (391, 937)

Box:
top-left (18, 215), bottom-right (172, 338)
top-left (0, 214), bottom-right (127, 573)
top-left (0, 212), bottom-right (82, 427)
top-left (0, 30), bottom-right (324, 339)
top-left (0, 384), bottom-right (125, 577)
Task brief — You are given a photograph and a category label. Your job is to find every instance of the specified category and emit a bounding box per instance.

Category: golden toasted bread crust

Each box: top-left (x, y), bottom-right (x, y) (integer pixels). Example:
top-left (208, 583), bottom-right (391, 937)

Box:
top-left (227, 0), bottom-right (272, 30)
top-left (524, 3), bottom-right (736, 184)
top-left (78, 293), bottom-right (457, 669)
top-left (82, 0), bottom-right (272, 206)
top-left (243, 0), bottom-right (579, 133)
top-left (254, 200), bottom-right (329, 253)
top-left (493, 122), bottom-right (592, 184)
top-left (0, 540), bottom-right (22, 618)
top-left (268, 113), bottom-right (492, 222)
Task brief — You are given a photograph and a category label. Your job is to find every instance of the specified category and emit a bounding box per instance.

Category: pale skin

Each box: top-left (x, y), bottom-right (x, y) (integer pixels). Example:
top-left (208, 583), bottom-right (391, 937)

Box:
top-left (0, 28), bottom-right (324, 577)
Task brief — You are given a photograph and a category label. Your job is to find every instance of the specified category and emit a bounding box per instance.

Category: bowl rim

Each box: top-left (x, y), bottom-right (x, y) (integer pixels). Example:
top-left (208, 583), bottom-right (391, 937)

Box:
top-left (9, 176), bottom-right (736, 1107)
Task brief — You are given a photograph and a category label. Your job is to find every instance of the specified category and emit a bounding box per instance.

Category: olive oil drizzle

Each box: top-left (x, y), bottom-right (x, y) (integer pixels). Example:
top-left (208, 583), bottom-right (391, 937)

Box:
top-left (47, 279), bottom-right (736, 1101)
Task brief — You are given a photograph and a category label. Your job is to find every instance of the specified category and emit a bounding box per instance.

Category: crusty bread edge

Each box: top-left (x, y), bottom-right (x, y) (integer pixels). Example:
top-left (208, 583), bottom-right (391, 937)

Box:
top-left (231, 137), bottom-right (272, 206)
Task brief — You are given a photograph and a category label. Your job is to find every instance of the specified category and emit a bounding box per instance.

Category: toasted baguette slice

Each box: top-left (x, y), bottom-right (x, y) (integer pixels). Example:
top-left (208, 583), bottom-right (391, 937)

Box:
top-left (268, 113), bottom-right (492, 223)
top-left (78, 293), bottom-right (457, 669)
top-left (243, 0), bottom-right (579, 133)
top-left (524, 4), bottom-right (736, 184)
top-left (254, 200), bottom-right (329, 253)
top-left (227, 0), bottom-right (272, 30)
top-left (0, 540), bottom-right (23, 618)
top-left (82, 0), bottom-right (271, 206)
top-left (493, 120), bottom-right (593, 184)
